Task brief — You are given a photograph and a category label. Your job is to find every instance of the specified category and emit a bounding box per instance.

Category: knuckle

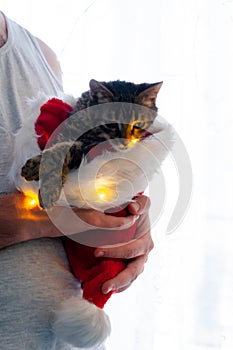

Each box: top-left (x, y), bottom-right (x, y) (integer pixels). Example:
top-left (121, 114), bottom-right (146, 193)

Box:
top-left (130, 260), bottom-right (143, 278)
top-left (139, 195), bottom-right (151, 211)
top-left (144, 195), bottom-right (151, 208)
top-left (141, 240), bottom-right (152, 256)
top-left (144, 242), bottom-right (154, 256)
top-left (124, 249), bottom-right (136, 259)
top-left (149, 240), bottom-right (155, 251)
top-left (127, 269), bottom-right (137, 283)
top-left (140, 264), bottom-right (145, 274)
top-left (142, 232), bottom-right (154, 249)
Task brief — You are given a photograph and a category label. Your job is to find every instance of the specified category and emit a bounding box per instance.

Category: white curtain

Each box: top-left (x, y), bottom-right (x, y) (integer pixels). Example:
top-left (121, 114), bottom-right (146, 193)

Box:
top-left (1, 0), bottom-right (233, 349)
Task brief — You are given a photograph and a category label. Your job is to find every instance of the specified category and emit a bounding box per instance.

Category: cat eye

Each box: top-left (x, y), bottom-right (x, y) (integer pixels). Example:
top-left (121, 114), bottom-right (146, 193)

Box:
top-left (133, 121), bottom-right (145, 129)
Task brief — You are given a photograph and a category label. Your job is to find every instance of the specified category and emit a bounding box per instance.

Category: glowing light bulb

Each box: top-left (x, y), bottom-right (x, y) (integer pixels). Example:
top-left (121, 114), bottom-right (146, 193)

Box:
top-left (23, 191), bottom-right (40, 209)
top-left (30, 198), bottom-right (37, 206)
top-left (96, 185), bottom-right (109, 201)
top-left (128, 138), bottom-right (140, 147)
top-left (98, 192), bottom-right (106, 200)
top-left (94, 180), bottom-right (117, 203)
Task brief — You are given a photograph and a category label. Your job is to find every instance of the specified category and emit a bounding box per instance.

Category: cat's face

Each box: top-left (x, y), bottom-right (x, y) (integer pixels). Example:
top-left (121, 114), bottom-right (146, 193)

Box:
top-left (98, 118), bottom-right (153, 150)
top-left (89, 79), bottom-right (163, 149)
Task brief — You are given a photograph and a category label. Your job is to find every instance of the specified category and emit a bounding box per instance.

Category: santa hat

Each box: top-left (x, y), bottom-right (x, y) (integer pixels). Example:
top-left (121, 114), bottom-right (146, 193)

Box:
top-left (10, 96), bottom-right (174, 348)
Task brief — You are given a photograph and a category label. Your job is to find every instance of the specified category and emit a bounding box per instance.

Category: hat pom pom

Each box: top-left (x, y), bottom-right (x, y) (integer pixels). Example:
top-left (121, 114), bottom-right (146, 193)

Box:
top-left (52, 297), bottom-right (111, 348)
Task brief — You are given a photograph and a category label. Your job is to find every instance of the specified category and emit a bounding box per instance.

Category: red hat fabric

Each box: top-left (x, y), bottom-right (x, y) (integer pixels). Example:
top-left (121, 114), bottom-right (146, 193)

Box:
top-left (35, 98), bottom-right (73, 150)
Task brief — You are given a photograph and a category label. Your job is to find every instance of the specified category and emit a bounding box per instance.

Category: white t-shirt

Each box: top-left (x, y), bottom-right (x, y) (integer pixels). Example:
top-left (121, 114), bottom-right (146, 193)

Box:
top-left (0, 12), bottom-right (63, 192)
top-left (0, 13), bottom-right (81, 350)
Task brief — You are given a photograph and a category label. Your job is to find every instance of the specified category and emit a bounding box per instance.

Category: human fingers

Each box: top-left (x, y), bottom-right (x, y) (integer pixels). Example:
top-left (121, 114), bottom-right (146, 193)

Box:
top-left (49, 206), bottom-right (139, 236)
top-left (72, 208), bottom-right (139, 230)
top-left (101, 254), bottom-right (148, 294)
top-left (94, 230), bottom-right (154, 259)
top-left (127, 195), bottom-right (151, 215)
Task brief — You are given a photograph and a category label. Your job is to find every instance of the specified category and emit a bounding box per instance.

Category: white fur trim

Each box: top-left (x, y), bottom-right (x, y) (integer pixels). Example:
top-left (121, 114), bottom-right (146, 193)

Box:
top-left (9, 91), bottom-right (76, 194)
top-left (9, 93), bottom-right (174, 212)
top-left (59, 121), bottom-right (175, 211)
top-left (52, 297), bottom-right (111, 349)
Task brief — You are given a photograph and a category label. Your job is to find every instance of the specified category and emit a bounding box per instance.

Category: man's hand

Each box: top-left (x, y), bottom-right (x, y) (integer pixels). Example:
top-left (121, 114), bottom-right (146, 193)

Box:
top-left (94, 195), bottom-right (154, 293)
top-left (0, 192), bottom-right (153, 293)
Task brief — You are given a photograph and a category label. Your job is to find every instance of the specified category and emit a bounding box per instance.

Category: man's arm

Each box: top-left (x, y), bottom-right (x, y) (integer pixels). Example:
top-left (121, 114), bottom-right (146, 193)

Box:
top-left (0, 12), bottom-right (7, 48)
top-left (0, 192), bottom-right (68, 249)
top-left (0, 192), bottom-right (154, 293)
top-left (0, 192), bottom-right (138, 249)
top-left (36, 38), bottom-right (63, 85)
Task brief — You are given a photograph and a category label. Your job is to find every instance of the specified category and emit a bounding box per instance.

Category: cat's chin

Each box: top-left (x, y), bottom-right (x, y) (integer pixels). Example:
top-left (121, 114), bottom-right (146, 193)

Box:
top-left (108, 139), bottom-right (139, 152)
top-left (97, 139), bottom-right (130, 152)
top-left (118, 144), bottom-right (129, 151)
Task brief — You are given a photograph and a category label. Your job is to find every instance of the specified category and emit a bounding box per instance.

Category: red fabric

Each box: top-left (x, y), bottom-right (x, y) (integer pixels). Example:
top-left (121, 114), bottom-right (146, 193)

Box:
top-left (35, 98), bottom-right (73, 150)
top-left (63, 224), bottom-right (136, 309)
top-left (35, 98), bottom-right (138, 309)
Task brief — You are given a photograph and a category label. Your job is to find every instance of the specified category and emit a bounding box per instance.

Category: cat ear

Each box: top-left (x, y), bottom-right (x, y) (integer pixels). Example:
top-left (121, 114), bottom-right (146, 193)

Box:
top-left (136, 81), bottom-right (163, 108)
top-left (89, 79), bottom-right (114, 103)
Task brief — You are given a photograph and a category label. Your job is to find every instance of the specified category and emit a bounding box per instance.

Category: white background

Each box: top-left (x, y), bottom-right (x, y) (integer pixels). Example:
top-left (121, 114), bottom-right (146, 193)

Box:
top-left (1, 0), bottom-right (233, 349)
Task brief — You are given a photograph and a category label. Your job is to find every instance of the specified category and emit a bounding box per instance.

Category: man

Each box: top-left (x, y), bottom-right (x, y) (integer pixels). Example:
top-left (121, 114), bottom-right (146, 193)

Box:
top-left (0, 11), bottom-right (153, 349)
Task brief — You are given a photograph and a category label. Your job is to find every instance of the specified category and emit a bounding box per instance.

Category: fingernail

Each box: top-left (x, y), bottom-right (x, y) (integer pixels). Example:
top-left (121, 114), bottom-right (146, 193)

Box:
top-left (95, 251), bottom-right (104, 257)
top-left (103, 285), bottom-right (113, 294)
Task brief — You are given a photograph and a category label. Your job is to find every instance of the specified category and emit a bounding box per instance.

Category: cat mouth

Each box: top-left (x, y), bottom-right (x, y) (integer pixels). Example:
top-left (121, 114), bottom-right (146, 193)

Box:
top-left (118, 139), bottom-right (140, 150)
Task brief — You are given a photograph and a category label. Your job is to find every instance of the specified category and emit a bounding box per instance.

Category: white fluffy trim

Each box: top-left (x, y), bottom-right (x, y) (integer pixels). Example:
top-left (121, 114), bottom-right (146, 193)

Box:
top-left (59, 121), bottom-right (174, 211)
top-left (9, 91), bottom-right (76, 194)
top-left (9, 91), bottom-right (174, 212)
top-left (52, 297), bottom-right (111, 349)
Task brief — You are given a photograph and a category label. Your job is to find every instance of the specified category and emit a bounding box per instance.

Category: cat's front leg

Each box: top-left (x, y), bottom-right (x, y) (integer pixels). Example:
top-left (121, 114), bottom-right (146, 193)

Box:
top-left (21, 141), bottom-right (84, 208)
top-left (21, 148), bottom-right (64, 208)
top-left (38, 141), bottom-right (84, 208)
top-left (21, 142), bottom-right (73, 182)
top-left (38, 171), bottom-right (63, 209)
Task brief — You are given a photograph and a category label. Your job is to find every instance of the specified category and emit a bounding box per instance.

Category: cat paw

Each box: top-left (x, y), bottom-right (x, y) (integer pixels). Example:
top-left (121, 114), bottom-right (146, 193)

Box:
top-left (38, 183), bottom-right (61, 209)
top-left (21, 155), bottom-right (42, 181)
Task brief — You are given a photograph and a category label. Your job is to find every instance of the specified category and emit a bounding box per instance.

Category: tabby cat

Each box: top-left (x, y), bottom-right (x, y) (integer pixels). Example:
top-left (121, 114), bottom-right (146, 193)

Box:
top-left (21, 79), bottom-right (162, 208)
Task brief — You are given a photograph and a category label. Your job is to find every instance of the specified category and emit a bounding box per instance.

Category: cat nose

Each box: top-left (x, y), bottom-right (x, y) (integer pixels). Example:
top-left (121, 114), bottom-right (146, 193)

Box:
top-left (119, 140), bottom-right (128, 150)
top-left (119, 144), bottom-right (127, 150)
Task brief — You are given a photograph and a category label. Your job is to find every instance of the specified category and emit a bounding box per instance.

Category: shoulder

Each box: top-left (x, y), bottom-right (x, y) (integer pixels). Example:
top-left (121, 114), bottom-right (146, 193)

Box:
top-left (0, 12), bottom-right (7, 48)
top-left (36, 37), bottom-right (63, 85)
top-left (0, 13), bottom-right (62, 85)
